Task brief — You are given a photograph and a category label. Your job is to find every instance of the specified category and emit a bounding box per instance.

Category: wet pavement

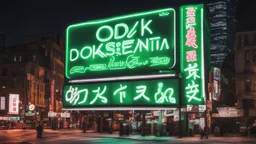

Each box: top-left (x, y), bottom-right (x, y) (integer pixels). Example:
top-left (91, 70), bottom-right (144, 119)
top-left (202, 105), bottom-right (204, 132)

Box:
top-left (0, 129), bottom-right (256, 144)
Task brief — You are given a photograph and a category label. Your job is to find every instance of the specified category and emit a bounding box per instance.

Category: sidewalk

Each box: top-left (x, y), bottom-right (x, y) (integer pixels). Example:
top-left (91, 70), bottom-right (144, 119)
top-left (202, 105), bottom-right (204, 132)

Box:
top-left (44, 129), bottom-right (256, 142)
top-left (44, 129), bottom-right (177, 141)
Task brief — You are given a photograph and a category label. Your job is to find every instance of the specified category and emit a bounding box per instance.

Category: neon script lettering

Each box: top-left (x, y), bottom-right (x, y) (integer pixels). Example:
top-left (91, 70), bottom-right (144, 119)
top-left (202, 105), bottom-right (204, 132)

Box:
top-left (64, 80), bottom-right (178, 106)
top-left (154, 82), bottom-right (176, 104)
top-left (69, 19), bottom-right (170, 61)
top-left (70, 55), bottom-right (169, 74)
top-left (185, 7), bottom-right (198, 48)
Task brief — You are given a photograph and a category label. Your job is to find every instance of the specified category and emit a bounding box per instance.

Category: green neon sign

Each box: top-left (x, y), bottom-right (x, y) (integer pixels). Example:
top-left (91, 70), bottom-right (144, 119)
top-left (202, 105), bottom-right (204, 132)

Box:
top-left (66, 8), bottom-right (176, 79)
top-left (180, 4), bottom-right (205, 105)
top-left (63, 79), bottom-right (179, 108)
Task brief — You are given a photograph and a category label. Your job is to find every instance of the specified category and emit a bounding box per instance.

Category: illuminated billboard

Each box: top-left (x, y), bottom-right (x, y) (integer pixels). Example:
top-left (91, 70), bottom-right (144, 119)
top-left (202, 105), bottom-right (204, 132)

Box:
top-left (214, 67), bottom-right (221, 81)
top-left (8, 94), bottom-right (19, 115)
top-left (0, 97), bottom-right (5, 110)
top-left (66, 8), bottom-right (176, 80)
top-left (180, 4), bottom-right (206, 105)
top-left (63, 79), bottom-right (179, 108)
top-left (63, 4), bottom-right (208, 109)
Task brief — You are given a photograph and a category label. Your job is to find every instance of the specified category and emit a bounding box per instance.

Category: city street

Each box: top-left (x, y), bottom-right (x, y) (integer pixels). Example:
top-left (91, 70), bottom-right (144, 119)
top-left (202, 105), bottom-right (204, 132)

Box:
top-left (0, 129), bottom-right (256, 144)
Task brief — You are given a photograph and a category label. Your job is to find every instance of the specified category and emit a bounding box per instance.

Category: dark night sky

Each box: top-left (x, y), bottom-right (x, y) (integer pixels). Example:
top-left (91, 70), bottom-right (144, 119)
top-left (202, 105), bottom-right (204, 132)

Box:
top-left (0, 0), bottom-right (255, 46)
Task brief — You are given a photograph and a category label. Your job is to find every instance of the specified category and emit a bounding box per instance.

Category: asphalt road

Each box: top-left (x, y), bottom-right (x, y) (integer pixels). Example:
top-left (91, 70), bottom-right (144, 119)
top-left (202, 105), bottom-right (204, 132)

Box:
top-left (0, 129), bottom-right (256, 144)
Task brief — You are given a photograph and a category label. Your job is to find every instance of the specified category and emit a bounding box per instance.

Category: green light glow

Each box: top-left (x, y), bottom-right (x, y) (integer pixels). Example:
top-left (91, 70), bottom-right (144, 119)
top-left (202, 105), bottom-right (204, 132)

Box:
top-left (90, 86), bottom-right (108, 104)
top-left (154, 82), bottom-right (176, 104)
top-left (134, 85), bottom-right (149, 101)
top-left (113, 84), bottom-right (127, 104)
top-left (66, 8), bottom-right (176, 79)
top-left (180, 4), bottom-right (205, 105)
top-left (63, 79), bottom-right (179, 107)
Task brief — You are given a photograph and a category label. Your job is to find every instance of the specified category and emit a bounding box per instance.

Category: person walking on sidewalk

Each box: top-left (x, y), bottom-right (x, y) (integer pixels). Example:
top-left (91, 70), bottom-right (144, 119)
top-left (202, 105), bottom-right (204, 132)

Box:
top-left (108, 124), bottom-right (113, 134)
top-left (82, 121), bottom-right (86, 133)
top-left (119, 122), bottom-right (124, 136)
top-left (247, 126), bottom-right (251, 137)
top-left (200, 127), bottom-right (204, 139)
top-left (204, 126), bottom-right (208, 139)
top-left (36, 123), bottom-right (43, 138)
top-left (214, 125), bottom-right (220, 137)
top-left (126, 124), bottom-right (130, 136)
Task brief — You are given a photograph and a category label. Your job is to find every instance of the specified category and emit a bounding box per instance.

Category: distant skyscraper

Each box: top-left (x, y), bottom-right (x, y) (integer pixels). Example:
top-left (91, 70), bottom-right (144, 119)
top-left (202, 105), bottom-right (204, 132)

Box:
top-left (0, 32), bottom-right (5, 52)
top-left (207, 0), bottom-right (238, 67)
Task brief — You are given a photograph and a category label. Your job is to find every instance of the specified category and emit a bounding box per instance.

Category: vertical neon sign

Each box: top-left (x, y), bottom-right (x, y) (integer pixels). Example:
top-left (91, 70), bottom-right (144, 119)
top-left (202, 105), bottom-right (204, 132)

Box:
top-left (180, 4), bottom-right (205, 105)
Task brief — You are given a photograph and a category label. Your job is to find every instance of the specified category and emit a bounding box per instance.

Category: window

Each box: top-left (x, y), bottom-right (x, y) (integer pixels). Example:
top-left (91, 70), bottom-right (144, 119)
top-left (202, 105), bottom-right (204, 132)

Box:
top-left (254, 79), bottom-right (256, 90)
top-left (40, 84), bottom-right (44, 93)
top-left (3, 56), bottom-right (8, 64)
top-left (12, 67), bottom-right (17, 76)
top-left (245, 50), bottom-right (250, 62)
top-left (20, 67), bottom-right (24, 74)
top-left (20, 79), bottom-right (24, 88)
top-left (253, 49), bottom-right (256, 62)
top-left (19, 56), bottom-right (22, 62)
top-left (33, 55), bottom-right (36, 61)
top-left (1, 78), bottom-right (7, 88)
top-left (243, 99), bottom-right (254, 108)
top-left (37, 84), bottom-right (40, 105)
top-left (244, 34), bottom-right (249, 46)
top-left (45, 48), bottom-right (48, 56)
top-left (13, 56), bottom-right (17, 62)
top-left (31, 66), bottom-right (35, 75)
top-left (12, 79), bottom-right (16, 88)
top-left (2, 68), bottom-right (7, 76)
top-left (254, 33), bottom-right (256, 45)
top-left (237, 35), bottom-right (242, 47)
top-left (245, 80), bottom-right (251, 91)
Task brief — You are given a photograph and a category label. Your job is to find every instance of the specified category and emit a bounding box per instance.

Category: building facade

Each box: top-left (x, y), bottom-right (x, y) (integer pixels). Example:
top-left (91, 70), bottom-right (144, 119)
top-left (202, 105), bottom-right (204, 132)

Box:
top-left (0, 33), bottom-right (64, 128)
top-left (235, 30), bottom-right (256, 121)
top-left (207, 0), bottom-right (238, 67)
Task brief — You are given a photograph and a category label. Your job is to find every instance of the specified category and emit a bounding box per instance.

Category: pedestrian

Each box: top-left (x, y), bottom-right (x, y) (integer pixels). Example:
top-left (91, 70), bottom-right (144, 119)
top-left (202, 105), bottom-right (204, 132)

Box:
top-left (200, 127), bottom-right (204, 139)
top-left (220, 126), bottom-right (223, 136)
top-left (204, 126), bottom-right (208, 139)
top-left (36, 123), bottom-right (43, 138)
top-left (82, 121), bottom-right (86, 133)
top-left (189, 128), bottom-right (193, 137)
top-left (126, 124), bottom-right (130, 136)
top-left (119, 122), bottom-right (124, 136)
top-left (217, 126), bottom-right (220, 137)
top-left (247, 126), bottom-right (251, 137)
top-left (214, 125), bottom-right (220, 136)
top-left (214, 126), bottom-right (217, 136)
top-left (58, 122), bottom-right (60, 130)
top-left (108, 124), bottom-right (113, 134)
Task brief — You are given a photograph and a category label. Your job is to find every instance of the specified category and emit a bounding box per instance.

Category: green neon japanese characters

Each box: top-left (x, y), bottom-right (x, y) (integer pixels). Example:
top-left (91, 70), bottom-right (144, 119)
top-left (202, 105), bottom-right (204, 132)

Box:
top-left (63, 79), bottom-right (179, 107)
top-left (180, 4), bottom-right (205, 105)
top-left (66, 8), bottom-right (176, 79)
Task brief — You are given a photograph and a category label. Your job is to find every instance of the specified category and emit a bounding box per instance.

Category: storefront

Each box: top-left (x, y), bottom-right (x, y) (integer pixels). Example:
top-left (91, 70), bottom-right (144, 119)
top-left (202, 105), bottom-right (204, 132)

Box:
top-left (211, 107), bottom-right (244, 133)
top-left (48, 111), bottom-right (71, 129)
top-left (143, 110), bottom-right (180, 136)
top-left (0, 116), bottom-right (20, 129)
